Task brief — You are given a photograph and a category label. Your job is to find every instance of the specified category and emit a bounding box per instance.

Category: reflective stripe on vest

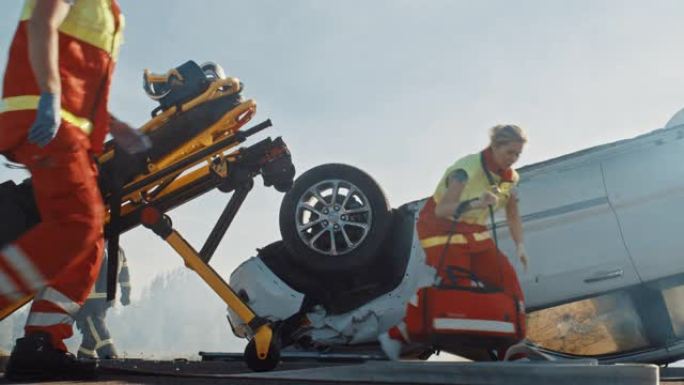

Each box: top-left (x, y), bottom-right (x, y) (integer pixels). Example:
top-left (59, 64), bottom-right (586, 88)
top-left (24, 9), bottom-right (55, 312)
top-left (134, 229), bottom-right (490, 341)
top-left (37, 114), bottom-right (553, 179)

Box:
top-left (0, 96), bottom-right (93, 135)
top-left (20, 0), bottom-right (125, 60)
top-left (419, 230), bottom-right (492, 249)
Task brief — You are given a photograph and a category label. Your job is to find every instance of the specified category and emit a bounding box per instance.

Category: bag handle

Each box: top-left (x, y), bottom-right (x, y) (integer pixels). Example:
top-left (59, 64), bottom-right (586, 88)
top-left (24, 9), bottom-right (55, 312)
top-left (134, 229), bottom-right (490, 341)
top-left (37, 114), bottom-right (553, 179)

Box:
top-left (440, 266), bottom-right (501, 293)
top-left (479, 152), bottom-right (506, 287)
top-left (479, 152), bottom-right (500, 248)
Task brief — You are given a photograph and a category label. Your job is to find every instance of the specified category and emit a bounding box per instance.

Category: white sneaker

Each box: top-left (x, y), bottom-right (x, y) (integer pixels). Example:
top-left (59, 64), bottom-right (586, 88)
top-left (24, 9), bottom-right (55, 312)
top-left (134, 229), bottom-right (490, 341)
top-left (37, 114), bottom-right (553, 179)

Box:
top-left (378, 332), bottom-right (402, 361)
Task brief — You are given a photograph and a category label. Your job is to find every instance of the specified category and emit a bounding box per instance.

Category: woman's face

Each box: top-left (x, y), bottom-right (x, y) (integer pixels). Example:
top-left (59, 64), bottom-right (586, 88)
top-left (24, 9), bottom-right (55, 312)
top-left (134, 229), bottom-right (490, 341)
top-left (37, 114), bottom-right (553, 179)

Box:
top-left (492, 141), bottom-right (524, 170)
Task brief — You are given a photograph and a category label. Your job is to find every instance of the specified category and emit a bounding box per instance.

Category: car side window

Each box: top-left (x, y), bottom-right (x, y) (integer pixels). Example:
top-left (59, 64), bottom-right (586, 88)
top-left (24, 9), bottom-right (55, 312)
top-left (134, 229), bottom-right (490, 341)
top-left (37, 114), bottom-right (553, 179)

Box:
top-left (658, 275), bottom-right (684, 338)
top-left (527, 290), bottom-right (649, 356)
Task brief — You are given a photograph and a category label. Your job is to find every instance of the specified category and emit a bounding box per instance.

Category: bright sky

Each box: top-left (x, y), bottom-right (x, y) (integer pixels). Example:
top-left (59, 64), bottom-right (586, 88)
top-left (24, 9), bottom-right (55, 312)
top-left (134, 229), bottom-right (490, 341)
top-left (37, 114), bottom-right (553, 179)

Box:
top-left (1, 0), bottom-right (684, 354)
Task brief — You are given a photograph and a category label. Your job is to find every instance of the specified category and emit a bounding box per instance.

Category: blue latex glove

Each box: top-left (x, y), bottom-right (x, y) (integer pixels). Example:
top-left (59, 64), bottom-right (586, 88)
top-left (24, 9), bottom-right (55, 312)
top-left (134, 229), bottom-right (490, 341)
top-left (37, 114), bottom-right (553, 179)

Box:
top-left (28, 92), bottom-right (61, 147)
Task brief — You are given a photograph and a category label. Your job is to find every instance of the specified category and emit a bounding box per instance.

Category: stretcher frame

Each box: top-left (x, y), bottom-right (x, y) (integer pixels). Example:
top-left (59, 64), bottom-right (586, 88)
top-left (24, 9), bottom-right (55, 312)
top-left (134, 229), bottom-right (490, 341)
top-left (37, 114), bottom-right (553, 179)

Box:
top-left (0, 76), bottom-right (292, 369)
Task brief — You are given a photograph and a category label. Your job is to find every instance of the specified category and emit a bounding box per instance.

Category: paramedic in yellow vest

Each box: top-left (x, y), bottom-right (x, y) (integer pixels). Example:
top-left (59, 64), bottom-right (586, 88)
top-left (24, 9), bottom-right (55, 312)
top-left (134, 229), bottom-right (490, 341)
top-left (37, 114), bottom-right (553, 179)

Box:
top-left (379, 125), bottom-right (529, 360)
top-left (1, 0), bottom-right (147, 380)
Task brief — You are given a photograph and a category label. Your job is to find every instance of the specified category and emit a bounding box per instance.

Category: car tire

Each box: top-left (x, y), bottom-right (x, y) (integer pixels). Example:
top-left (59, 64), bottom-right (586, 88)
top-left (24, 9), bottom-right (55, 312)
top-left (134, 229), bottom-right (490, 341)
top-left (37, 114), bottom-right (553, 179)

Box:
top-left (279, 163), bottom-right (391, 274)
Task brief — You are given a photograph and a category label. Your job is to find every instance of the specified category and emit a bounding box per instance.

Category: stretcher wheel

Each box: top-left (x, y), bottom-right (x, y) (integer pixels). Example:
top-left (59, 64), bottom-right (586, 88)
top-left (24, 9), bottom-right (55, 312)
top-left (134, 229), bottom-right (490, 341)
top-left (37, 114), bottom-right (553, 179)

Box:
top-left (244, 337), bottom-right (280, 372)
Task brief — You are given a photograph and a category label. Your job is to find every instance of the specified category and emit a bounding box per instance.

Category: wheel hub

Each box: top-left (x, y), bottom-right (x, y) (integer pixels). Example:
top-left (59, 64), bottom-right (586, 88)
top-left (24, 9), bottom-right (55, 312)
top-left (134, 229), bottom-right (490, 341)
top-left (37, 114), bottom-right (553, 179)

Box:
top-left (295, 179), bottom-right (372, 256)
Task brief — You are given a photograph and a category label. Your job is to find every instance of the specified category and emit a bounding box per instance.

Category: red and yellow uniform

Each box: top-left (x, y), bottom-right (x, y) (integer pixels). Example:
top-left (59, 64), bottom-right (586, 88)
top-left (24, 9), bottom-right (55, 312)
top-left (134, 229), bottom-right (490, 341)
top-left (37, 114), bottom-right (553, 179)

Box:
top-left (388, 148), bottom-right (526, 356)
top-left (0, 0), bottom-right (123, 350)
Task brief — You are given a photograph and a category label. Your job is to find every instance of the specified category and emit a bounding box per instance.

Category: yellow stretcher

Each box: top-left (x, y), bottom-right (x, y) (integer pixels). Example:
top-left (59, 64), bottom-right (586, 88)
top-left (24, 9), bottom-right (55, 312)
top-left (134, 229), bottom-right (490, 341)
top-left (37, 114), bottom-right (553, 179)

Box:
top-left (0, 60), bottom-right (294, 371)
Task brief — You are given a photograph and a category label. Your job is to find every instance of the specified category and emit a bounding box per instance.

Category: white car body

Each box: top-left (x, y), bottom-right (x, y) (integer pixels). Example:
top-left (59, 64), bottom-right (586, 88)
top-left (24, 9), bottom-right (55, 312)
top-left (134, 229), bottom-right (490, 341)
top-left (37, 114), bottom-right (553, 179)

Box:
top-left (228, 119), bottom-right (684, 364)
top-left (228, 200), bottom-right (434, 345)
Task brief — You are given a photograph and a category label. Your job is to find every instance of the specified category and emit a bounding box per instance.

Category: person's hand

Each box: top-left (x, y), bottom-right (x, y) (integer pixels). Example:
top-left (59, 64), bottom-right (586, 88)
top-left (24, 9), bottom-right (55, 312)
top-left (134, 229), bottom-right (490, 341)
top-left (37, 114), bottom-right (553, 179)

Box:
top-left (110, 116), bottom-right (151, 155)
top-left (28, 93), bottom-right (61, 147)
top-left (517, 243), bottom-right (528, 272)
top-left (120, 287), bottom-right (131, 306)
top-left (120, 295), bottom-right (131, 306)
top-left (476, 191), bottom-right (498, 208)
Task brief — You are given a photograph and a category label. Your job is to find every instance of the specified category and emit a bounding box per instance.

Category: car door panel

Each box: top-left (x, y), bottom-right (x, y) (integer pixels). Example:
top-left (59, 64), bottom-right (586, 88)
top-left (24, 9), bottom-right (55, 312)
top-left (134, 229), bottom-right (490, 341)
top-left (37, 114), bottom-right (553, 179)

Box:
top-left (602, 131), bottom-right (684, 282)
top-left (496, 162), bottom-right (640, 309)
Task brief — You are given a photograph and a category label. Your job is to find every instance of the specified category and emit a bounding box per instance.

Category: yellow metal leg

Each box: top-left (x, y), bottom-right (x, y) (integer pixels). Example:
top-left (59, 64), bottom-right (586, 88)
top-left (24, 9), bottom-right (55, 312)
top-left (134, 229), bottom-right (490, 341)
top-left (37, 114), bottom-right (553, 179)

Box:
top-left (163, 230), bottom-right (273, 359)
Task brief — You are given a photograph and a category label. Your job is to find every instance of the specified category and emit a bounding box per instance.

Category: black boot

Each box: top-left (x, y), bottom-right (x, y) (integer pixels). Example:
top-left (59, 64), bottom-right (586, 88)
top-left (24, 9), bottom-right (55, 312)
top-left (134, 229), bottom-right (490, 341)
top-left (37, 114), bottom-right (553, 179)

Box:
top-left (4, 332), bottom-right (97, 381)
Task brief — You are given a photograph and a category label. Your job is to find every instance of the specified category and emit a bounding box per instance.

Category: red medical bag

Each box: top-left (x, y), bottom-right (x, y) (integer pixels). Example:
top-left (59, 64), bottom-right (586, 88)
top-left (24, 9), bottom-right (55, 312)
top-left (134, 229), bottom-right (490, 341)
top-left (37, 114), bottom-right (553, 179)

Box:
top-left (410, 153), bottom-right (525, 352)
top-left (421, 286), bottom-right (524, 343)
top-left (405, 263), bottom-right (525, 353)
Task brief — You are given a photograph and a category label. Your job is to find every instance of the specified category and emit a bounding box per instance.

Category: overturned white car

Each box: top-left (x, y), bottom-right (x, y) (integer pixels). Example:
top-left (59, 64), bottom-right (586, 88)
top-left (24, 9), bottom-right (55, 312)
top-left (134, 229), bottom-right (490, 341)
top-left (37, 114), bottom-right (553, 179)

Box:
top-left (228, 117), bottom-right (684, 364)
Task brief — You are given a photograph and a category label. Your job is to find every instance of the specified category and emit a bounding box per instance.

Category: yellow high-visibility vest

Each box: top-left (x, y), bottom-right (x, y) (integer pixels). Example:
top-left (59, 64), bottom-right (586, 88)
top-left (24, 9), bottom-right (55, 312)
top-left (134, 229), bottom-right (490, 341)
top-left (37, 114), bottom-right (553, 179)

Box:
top-left (20, 0), bottom-right (125, 60)
top-left (433, 153), bottom-right (519, 226)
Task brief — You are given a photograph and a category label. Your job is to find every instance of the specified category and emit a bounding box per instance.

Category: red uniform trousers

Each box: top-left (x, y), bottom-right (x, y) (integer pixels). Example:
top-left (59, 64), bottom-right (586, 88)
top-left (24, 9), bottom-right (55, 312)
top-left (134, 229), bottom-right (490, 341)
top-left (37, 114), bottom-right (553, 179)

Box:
top-left (0, 111), bottom-right (105, 350)
top-left (388, 199), bottom-right (526, 358)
